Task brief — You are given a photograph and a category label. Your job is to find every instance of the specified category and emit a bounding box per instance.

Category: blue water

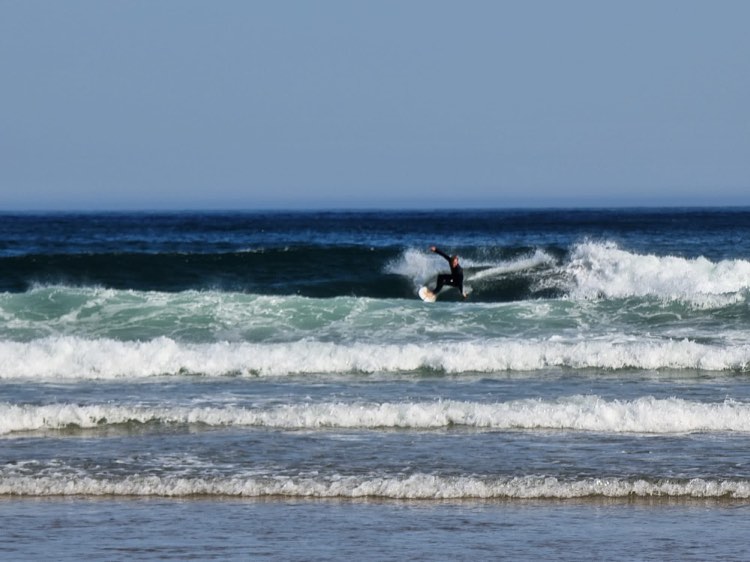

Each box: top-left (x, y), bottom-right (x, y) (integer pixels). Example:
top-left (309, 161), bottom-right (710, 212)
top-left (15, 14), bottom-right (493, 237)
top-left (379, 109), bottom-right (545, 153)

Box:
top-left (2, 208), bottom-right (750, 560)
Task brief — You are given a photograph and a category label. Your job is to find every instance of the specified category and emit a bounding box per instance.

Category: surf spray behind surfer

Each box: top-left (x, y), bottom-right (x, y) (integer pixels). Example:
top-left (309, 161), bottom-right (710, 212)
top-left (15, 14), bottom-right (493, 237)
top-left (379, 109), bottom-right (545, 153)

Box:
top-left (430, 246), bottom-right (467, 298)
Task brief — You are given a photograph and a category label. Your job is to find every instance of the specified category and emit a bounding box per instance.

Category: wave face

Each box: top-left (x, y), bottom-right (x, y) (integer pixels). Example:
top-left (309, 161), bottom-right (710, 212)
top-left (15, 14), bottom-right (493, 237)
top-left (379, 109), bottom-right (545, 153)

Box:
top-left (3, 241), bottom-right (750, 305)
top-left (3, 209), bottom-right (750, 302)
top-left (4, 209), bottom-right (750, 505)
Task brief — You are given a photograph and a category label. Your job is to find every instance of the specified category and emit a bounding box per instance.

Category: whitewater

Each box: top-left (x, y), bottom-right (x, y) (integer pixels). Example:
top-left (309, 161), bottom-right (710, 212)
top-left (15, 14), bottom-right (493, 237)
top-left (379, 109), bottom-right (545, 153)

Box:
top-left (4, 396), bottom-right (750, 435)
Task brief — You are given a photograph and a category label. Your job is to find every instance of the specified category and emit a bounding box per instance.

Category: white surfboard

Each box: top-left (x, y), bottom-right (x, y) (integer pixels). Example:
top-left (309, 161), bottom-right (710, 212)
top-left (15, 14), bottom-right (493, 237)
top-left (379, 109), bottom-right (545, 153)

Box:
top-left (418, 286), bottom-right (437, 302)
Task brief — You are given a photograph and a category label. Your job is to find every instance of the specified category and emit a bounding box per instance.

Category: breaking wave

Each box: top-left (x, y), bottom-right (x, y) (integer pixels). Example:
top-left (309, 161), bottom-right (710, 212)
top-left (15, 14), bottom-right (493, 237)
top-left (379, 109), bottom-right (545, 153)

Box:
top-left (3, 396), bottom-right (750, 435)
top-left (3, 473), bottom-right (749, 500)
top-left (2, 336), bottom-right (750, 379)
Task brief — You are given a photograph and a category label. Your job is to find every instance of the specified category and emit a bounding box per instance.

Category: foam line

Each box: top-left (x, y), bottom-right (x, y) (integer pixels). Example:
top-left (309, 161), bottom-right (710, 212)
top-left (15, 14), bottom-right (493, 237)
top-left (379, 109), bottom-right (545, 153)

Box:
top-left (2, 474), bottom-right (749, 499)
top-left (3, 396), bottom-right (750, 435)
top-left (1, 336), bottom-right (749, 379)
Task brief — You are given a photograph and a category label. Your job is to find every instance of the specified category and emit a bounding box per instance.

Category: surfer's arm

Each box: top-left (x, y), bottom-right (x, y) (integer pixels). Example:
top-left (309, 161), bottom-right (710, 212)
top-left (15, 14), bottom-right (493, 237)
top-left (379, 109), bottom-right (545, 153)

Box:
top-left (430, 247), bottom-right (451, 262)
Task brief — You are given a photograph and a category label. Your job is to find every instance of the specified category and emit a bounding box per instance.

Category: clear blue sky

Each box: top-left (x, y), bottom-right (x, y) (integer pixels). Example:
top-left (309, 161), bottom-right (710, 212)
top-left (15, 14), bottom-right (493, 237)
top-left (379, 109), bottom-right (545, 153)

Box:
top-left (2, 0), bottom-right (749, 210)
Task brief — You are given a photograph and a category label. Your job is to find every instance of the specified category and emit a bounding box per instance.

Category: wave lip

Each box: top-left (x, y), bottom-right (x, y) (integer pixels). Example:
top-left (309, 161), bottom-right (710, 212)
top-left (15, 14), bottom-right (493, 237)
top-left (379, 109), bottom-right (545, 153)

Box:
top-left (2, 474), bottom-right (749, 500)
top-left (4, 396), bottom-right (750, 436)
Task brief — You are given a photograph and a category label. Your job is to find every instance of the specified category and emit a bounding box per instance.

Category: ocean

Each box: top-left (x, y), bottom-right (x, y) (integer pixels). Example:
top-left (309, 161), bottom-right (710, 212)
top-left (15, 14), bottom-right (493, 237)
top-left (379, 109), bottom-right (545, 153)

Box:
top-left (2, 208), bottom-right (750, 560)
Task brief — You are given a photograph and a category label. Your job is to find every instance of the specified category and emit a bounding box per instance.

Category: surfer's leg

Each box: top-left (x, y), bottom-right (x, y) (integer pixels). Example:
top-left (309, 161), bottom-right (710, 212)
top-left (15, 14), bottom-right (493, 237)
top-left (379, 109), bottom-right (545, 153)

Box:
top-left (433, 274), bottom-right (450, 294)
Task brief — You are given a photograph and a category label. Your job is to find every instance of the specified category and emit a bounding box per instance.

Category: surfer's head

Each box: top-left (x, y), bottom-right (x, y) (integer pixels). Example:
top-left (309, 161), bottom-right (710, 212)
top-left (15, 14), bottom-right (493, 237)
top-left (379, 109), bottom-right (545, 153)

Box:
top-left (451, 255), bottom-right (459, 267)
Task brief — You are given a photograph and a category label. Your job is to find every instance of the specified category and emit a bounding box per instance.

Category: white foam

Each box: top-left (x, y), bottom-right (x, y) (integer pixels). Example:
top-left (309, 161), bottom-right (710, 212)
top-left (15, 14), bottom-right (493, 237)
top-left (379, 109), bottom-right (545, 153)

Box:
top-left (2, 473), bottom-right (749, 499)
top-left (386, 248), bottom-right (556, 288)
top-left (3, 396), bottom-right (750, 435)
top-left (467, 249), bottom-right (555, 282)
top-left (1, 336), bottom-right (749, 380)
top-left (567, 241), bottom-right (750, 303)
top-left (385, 248), bottom-right (445, 287)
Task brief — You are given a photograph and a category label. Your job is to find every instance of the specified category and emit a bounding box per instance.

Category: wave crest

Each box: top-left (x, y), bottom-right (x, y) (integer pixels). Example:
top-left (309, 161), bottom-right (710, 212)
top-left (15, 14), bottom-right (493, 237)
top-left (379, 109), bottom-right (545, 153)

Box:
top-left (567, 241), bottom-right (750, 303)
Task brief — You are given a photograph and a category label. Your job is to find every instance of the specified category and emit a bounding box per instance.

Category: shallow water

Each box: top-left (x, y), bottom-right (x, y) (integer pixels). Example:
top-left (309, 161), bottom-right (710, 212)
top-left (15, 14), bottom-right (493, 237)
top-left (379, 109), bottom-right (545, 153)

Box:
top-left (3, 497), bottom-right (750, 561)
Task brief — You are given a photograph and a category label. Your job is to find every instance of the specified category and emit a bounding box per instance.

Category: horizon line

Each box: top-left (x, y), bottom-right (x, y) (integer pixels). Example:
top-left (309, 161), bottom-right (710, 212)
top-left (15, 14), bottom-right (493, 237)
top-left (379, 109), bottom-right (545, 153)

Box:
top-left (2, 203), bottom-right (750, 214)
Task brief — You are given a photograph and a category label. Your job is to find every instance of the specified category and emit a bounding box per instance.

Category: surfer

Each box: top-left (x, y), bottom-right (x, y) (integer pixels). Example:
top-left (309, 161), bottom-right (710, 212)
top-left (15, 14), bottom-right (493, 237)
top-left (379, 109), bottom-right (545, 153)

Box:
top-left (429, 246), bottom-right (467, 298)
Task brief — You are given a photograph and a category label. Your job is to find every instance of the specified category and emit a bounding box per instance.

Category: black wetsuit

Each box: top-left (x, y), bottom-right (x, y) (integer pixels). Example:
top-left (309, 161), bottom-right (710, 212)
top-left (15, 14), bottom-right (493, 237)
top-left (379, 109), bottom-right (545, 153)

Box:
top-left (432, 248), bottom-right (464, 295)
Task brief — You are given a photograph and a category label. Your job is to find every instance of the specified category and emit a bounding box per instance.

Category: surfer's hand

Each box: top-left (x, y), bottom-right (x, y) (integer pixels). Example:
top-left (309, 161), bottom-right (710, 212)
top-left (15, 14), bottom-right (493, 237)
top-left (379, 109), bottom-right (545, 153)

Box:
top-left (429, 246), bottom-right (437, 252)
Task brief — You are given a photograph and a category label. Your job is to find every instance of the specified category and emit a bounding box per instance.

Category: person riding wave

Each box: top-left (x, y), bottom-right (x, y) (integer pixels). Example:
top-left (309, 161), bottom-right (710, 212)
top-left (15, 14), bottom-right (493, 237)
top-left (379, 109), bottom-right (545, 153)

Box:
top-left (429, 246), bottom-right (467, 299)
